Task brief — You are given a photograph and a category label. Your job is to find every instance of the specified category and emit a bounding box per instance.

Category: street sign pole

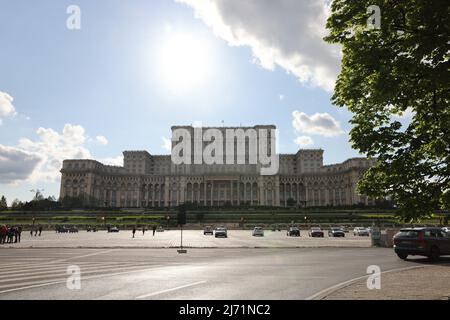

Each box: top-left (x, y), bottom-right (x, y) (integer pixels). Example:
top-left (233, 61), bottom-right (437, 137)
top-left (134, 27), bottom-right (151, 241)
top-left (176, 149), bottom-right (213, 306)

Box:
top-left (177, 204), bottom-right (187, 254)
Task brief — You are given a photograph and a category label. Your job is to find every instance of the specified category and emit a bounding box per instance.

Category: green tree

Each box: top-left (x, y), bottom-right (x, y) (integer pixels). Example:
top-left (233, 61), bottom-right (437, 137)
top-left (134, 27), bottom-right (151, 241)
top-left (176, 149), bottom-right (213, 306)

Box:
top-left (325, 0), bottom-right (450, 221)
top-left (11, 198), bottom-right (24, 210)
top-left (0, 196), bottom-right (7, 210)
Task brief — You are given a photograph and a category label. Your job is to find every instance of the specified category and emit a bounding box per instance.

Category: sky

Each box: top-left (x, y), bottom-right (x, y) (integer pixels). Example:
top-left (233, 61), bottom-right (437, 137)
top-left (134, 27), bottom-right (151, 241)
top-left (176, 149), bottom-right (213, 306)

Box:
top-left (0, 0), bottom-right (402, 203)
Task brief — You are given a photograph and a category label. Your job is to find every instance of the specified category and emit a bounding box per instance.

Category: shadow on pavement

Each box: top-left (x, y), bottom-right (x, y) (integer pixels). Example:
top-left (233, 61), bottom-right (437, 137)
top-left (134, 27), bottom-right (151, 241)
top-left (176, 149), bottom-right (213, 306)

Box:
top-left (402, 256), bottom-right (450, 266)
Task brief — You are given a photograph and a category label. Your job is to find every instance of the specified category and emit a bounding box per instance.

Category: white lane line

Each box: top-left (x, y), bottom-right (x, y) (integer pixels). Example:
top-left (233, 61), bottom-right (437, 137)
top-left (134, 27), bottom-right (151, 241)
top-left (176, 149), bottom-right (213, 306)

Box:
top-left (0, 263), bottom-right (154, 283)
top-left (0, 265), bottom-right (164, 295)
top-left (136, 281), bottom-right (207, 299)
top-left (48, 249), bottom-right (119, 263)
top-left (0, 261), bottom-right (127, 273)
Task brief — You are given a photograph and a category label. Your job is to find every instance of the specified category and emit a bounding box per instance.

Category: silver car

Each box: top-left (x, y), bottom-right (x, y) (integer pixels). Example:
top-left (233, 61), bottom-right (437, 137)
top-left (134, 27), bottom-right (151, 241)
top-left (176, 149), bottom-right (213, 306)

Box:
top-left (353, 227), bottom-right (370, 236)
top-left (252, 226), bottom-right (264, 237)
top-left (214, 227), bottom-right (228, 238)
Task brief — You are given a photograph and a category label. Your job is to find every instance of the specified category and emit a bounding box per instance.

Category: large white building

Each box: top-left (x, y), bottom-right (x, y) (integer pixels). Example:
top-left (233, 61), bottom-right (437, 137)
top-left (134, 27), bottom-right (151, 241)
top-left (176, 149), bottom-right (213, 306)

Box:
top-left (59, 125), bottom-right (376, 208)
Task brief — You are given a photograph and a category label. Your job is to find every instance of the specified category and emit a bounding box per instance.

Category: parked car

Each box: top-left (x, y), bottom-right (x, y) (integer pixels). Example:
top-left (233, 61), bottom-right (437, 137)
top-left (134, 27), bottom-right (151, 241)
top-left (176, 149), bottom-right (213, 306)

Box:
top-left (69, 226), bottom-right (78, 233)
top-left (109, 226), bottom-right (119, 233)
top-left (340, 226), bottom-right (349, 233)
top-left (328, 227), bottom-right (345, 237)
top-left (56, 225), bottom-right (69, 233)
top-left (309, 227), bottom-right (324, 237)
top-left (393, 227), bottom-right (450, 261)
top-left (442, 227), bottom-right (450, 233)
top-left (203, 225), bottom-right (214, 235)
top-left (252, 226), bottom-right (264, 237)
top-left (353, 227), bottom-right (370, 236)
top-left (214, 227), bottom-right (228, 238)
top-left (287, 227), bottom-right (301, 237)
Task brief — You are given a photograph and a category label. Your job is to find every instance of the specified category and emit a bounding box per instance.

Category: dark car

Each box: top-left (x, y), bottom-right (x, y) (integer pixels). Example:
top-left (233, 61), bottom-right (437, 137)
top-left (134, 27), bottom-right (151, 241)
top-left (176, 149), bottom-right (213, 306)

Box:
top-left (287, 227), bottom-right (300, 237)
top-left (309, 227), bottom-right (324, 238)
top-left (69, 226), bottom-right (78, 233)
top-left (56, 225), bottom-right (69, 233)
top-left (393, 227), bottom-right (450, 261)
top-left (214, 227), bottom-right (228, 238)
top-left (328, 227), bottom-right (345, 237)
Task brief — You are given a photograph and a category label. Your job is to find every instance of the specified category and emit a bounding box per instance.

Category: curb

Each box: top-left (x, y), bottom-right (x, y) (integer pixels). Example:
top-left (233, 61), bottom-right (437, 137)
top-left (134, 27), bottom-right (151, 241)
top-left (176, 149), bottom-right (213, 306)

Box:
top-left (306, 265), bottom-right (430, 300)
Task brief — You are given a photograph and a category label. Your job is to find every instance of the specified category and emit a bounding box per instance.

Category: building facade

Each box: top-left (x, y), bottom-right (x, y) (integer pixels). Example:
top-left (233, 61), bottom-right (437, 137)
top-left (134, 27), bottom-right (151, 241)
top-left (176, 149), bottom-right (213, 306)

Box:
top-left (59, 125), bottom-right (376, 208)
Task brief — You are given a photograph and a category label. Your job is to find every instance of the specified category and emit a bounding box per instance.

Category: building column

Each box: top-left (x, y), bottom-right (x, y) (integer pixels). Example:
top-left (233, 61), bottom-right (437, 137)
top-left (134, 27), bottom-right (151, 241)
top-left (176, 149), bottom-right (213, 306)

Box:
top-left (274, 177), bottom-right (280, 207)
top-left (164, 177), bottom-right (170, 207)
top-left (305, 184), bottom-right (309, 207)
top-left (210, 182), bottom-right (214, 206)
top-left (204, 181), bottom-right (207, 206)
top-left (284, 184), bottom-right (288, 207)
top-left (258, 177), bottom-right (264, 206)
top-left (237, 182), bottom-right (240, 205)
top-left (230, 181), bottom-right (233, 205)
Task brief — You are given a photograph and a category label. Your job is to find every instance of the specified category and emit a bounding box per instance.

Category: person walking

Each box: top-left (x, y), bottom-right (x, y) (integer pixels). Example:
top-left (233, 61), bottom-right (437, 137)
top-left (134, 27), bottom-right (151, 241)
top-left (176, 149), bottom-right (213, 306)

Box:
top-left (38, 225), bottom-right (43, 236)
top-left (142, 227), bottom-right (146, 236)
top-left (17, 226), bottom-right (22, 243)
top-left (152, 225), bottom-right (157, 236)
top-left (7, 227), bottom-right (14, 244)
top-left (132, 227), bottom-right (136, 238)
top-left (0, 225), bottom-right (6, 244)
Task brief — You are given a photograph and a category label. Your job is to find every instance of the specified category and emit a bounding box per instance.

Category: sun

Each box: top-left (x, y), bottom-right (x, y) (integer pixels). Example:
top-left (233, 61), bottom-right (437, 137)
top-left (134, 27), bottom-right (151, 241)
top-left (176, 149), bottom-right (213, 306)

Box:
top-left (158, 33), bottom-right (212, 94)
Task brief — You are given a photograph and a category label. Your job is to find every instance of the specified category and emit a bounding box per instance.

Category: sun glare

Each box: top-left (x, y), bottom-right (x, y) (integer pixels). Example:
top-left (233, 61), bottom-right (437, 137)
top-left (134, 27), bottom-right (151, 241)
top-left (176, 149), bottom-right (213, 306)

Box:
top-left (158, 33), bottom-right (212, 94)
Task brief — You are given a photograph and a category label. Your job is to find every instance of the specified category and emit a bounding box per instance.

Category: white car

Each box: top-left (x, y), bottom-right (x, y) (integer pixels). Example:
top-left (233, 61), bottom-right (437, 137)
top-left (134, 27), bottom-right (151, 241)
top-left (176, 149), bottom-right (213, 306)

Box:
top-left (252, 227), bottom-right (264, 237)
top-left (442, 227), bottom-right (450, 233)
top-left (353, 227), bottom-right (370, 236)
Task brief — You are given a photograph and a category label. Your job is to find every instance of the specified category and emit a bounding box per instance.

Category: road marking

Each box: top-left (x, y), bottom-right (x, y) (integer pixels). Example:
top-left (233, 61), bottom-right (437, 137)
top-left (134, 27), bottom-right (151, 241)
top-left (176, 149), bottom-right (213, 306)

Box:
top-left (305, 265), bottom-right (432, 300)
top-left (136, 280), bottom-right (207, 299)
top-left (0, 264), bottom-right (164, 295)
top-left (48, 249), bottom-right (119, 263)
top-left (0, 263), bottom-right (154, 283)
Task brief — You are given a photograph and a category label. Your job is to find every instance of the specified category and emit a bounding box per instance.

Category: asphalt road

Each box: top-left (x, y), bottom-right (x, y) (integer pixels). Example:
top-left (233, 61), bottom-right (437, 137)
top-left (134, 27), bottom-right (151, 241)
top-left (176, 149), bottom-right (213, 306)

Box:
top-left (0, 247), bottom-right (426, 300)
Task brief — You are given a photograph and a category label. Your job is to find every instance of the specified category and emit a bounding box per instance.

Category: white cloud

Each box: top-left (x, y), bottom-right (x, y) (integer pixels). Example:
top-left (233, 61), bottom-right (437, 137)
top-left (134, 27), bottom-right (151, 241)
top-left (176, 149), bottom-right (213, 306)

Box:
top-left (95, 135), bottom-right (108, 145)
top-left (0, 91), bottom-right (17, 122)
top-left (392, 107), bottom-right (415, 119)
top-left (176, 0), bottom-right (340, 91)
top-left (62, 123), bottom-right (86, 146)
top-left (292, 110), bottom-right (344, 137)
top-left (162, 136), bottom-right (171, 152)
top-left (294, 136), bottom-right (314, 147)
top-left (10, 124), bottom-right (92, 183)
top-left (0, 145), bottom-right (42, 184)
top-left (279, 94), bottom-right (285, 101)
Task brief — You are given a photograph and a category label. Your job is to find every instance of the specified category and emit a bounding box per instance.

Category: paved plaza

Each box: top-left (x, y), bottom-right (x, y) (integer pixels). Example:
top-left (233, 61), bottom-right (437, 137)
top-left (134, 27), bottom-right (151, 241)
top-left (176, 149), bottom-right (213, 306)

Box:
top-left (1, 229), bottom-right (371, 248)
